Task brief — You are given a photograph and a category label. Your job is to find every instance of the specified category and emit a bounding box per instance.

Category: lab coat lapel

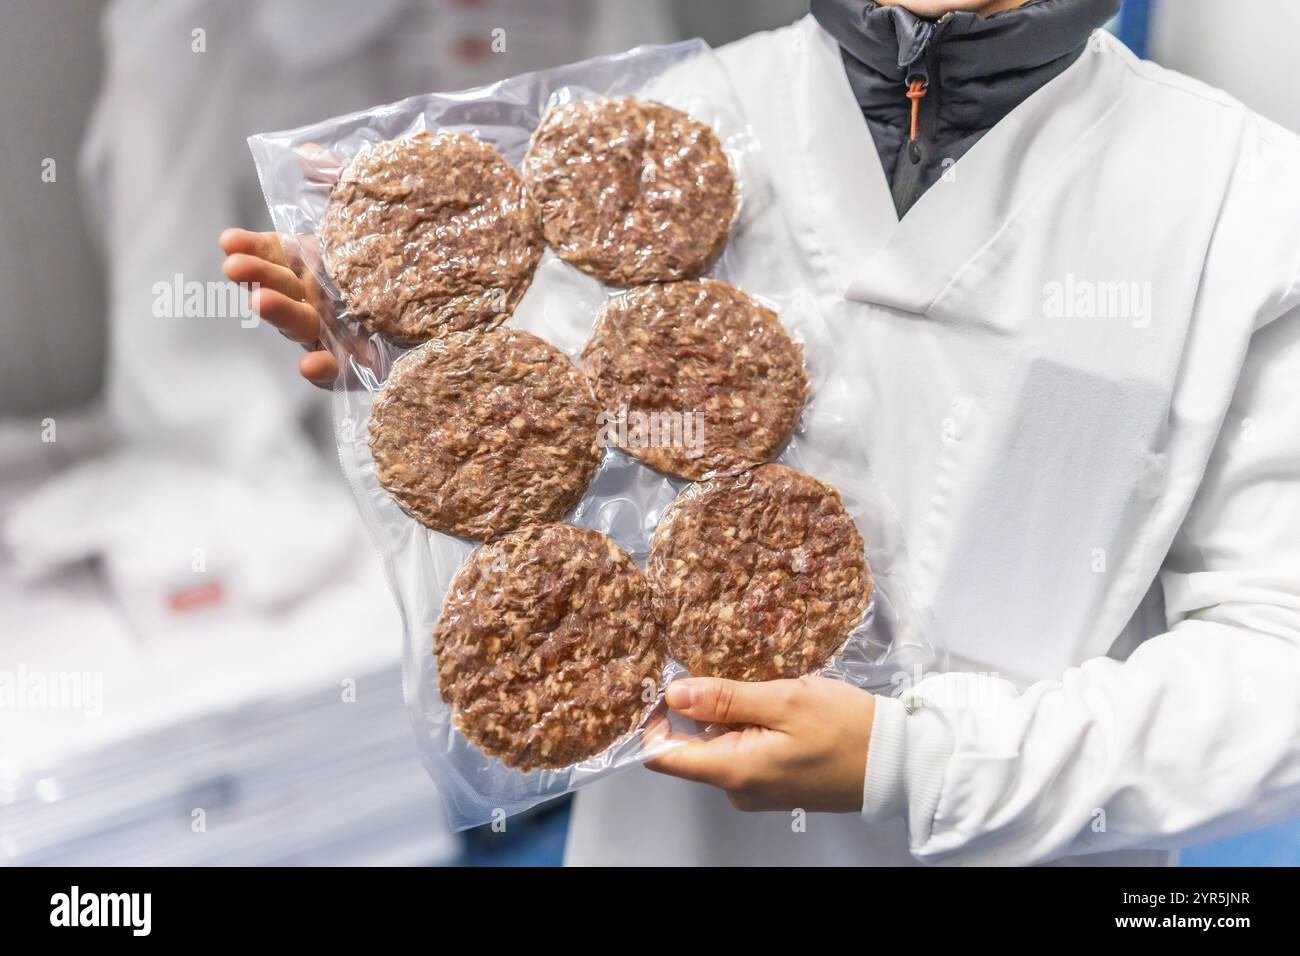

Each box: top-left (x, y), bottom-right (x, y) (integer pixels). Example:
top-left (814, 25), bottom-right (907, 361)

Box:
top-left (789, 21), bottom-right (1134, 318)
top-left (781, 17), bottom-right (899, 294)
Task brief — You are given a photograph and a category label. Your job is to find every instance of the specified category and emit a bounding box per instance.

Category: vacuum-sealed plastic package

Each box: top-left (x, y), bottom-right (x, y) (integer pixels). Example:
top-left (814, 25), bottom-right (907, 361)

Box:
top-left (248, 39), bottom-right (944, 831)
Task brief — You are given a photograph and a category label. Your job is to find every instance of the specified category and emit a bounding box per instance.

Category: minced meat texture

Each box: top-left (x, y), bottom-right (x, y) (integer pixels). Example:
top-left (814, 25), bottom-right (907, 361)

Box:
top-left (649, 464), bottom-right (872, 681)
top-left (581, 279), bottom-right (808, 479)
top-left (322, 131), bottom-right (543, 344)
top-left (521, 97), bottom-right (739, 285)
top-left (369, 328), bottom-right (602, 541)
top-left (434, 524), bottom-right (667, 771)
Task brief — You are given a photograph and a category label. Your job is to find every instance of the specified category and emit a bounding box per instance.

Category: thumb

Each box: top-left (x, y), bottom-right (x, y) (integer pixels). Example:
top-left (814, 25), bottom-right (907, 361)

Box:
top-left (666, 677), bottom-right (793, 728)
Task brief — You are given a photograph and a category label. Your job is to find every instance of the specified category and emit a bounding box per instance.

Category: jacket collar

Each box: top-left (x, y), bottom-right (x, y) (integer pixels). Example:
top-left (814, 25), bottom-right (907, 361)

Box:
top-left (810, 0), bottom-right (1121, 133)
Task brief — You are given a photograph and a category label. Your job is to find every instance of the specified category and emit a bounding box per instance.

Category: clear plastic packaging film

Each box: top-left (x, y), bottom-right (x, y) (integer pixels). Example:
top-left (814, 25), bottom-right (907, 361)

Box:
top-left (248, 39), bottom-right (945, 830)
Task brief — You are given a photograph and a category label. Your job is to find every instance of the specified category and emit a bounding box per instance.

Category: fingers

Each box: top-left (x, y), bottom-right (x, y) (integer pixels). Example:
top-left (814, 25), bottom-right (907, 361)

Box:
top-left (220, 226), bottom-right (358, 390)
top-left (641, 709), bottom-right (674, 750)
top-left (251, 287), bottom-right (321, 346)
top-left (297, 142), bottom-right (342, 185)
top-left (219, 228), bottom-right (289, 268)
top-left (665, 677), bottom-right (803, 729)
top-left (220, 227), bottom-right (330, 348)
top-left (223, 252), bottom-right (305, 301)
top-left (645, 732), bottom-right (754, 789)
top-left (299, 350), bottom-right (339, 389)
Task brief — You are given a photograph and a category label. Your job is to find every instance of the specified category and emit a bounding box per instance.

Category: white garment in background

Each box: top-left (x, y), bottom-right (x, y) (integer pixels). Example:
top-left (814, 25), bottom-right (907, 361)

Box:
top-left (567, 17), bottom-right (1300, 866)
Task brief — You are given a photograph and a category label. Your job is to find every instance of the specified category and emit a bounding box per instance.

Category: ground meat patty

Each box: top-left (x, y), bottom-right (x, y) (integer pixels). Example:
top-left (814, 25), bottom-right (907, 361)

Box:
top-left (369, 328), bottom-right (602, 540)
top-left (581, 279), bottom-right (808, 480)
top-left (322, 131), bottom-right (543, 344)
top-left (434, 524), bottom-right (667, 771)
top-left (649, 464), bottom-right (872, 681)
top-left (521, 97), bottom-right (739, 285)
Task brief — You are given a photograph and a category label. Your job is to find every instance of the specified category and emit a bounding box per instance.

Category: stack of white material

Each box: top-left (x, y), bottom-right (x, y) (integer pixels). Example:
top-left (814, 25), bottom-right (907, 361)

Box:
top-left (2, 667), bottom-right (459, 866)
top-left (0, 543), bottom-right (460, 866)
top-left (0, 421), bottom-right (457, 866)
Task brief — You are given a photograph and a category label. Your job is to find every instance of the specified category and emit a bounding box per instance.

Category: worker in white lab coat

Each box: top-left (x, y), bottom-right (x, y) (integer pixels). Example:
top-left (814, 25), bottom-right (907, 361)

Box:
top-left (222, 0), bottom-right (1300, 866)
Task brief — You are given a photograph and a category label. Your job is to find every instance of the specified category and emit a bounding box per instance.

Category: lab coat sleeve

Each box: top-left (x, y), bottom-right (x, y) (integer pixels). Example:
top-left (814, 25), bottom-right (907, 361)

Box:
top-left (875, 302), bottom-right (1300, 865)
top-left (863, 127), bottom-right (1300, 867)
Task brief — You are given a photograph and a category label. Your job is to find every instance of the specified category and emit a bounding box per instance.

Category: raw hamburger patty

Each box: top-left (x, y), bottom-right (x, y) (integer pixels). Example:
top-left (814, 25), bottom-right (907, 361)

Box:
top-left (434, 524), bottom-right (667, 771)
top-left (581, 279), bottom-right (808, 480)
top-left (369, 328), bottom-right (602, 540)
top-left (521, 97), bottom-right (739, 285)
top-left (322, 131), bottom-right (543, 344)
top-left (649, 464), bottom-right (872, 681)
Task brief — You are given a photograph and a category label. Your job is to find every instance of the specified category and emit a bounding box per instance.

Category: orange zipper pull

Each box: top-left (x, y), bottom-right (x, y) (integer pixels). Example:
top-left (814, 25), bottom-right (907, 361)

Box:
top-left (907, 79), bottom-right (928, 142)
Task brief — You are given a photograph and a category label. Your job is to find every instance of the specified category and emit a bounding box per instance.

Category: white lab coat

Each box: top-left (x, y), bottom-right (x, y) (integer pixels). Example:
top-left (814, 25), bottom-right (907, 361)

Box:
top-left (566, 16), bottom-right (1300, 866)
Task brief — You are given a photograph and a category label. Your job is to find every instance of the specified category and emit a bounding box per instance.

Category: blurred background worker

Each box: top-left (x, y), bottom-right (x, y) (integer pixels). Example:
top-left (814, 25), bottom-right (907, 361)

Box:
top-left (3, 0), bottom-right (1300, 866)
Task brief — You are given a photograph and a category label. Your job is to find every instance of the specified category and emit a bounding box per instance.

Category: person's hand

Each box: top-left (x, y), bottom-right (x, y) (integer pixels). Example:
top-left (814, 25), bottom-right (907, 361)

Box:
top-left (220, 228), bottom-right (339, 388)
top-left (221, 144), bottom-right (347, 388)
top-left (645, 676), bottom-right (875, 813)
